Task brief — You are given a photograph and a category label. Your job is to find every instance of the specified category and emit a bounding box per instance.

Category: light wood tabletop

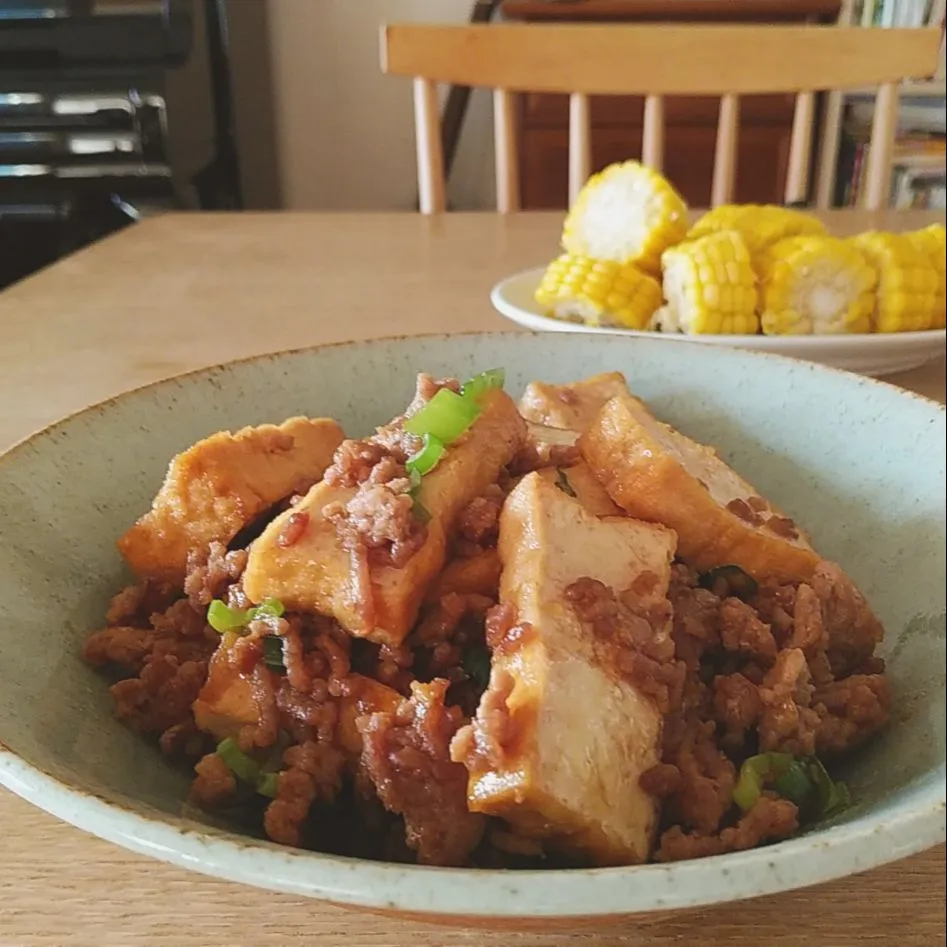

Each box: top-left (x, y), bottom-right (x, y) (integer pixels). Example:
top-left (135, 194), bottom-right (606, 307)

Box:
top-left (0, 210), bottom-right (944, 947)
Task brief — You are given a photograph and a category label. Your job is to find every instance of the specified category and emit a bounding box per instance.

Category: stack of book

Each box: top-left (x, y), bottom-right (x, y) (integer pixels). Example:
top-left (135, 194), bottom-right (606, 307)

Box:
top-left (836, 126), bottom-right (946, 209)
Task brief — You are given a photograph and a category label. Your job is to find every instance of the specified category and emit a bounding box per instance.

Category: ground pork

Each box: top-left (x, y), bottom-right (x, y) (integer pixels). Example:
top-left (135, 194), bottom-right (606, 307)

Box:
top-left (814, 673), bottom-right (891, 756)
top-left (718, 597), bottom-right (778, 663)
top-left (811, 561), bottom-right (885, 676)
top-left (668, 577), bottom-right (721, 668)
top-left (660, 716), bottom-right (737, 835)
top-left (453, 485), bottom-right (505, 556)
top-left (411, 591), bottom-right (493, 683)
top-left (360, 679), bottom-right (485, 866)
top-left (757, 648), bottom-right (819, 756)
top-left (110, 655), bottom-right (207, 735)
top-left (450, 667), bottom-right (517, 771)
top-left (190, 750), bottom-right (237, 808)
top-left (564, 577), bottom-right (684, 713)
top-left (184, 541), bottom-right (248, 609)
top-left (713, 671), bottom-right (762, 748)
top-left (263, 739), bottom-right (346, 847)
top-left (657, 795), bottom-right (799, 862)
top-left (105, 580), bottom-right (177, 626)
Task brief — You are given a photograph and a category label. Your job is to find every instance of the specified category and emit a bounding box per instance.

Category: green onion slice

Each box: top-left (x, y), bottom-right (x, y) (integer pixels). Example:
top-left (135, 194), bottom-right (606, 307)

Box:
top-left (773, 758), bottom-right (814, 809)
top-left (406, 432), bottom-right (446, 476)
top-left (207, 597), bottom-right (285, 634)
top-left (733, 752), bottom-right (794, 811)
top-left (217, 736), bottom-right (261, 785)
top-left (250, 597), bottom-right (285, 621)
top-left (256, 772), bottom-right (280, 799)
top-left (218, 736), bottom-right (284, 798)
top-left (734, 753), bottom-right (851, 820)
top-left (404, 388), bottom-right (480, 443)
top-left (262, 635), bottom-right (286, 673)
top-left (808, 756), bottom-right (851, 818)
top-left (460, 368), bottom-right (505, 404)
top-left (555, 467), bottom-right (577, 498)
top-left (207, 600), bottom-right (250, 633)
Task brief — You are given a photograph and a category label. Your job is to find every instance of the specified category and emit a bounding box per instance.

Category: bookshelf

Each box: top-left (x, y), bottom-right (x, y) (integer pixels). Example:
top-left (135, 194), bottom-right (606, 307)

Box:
top-left (815, 0), bottom-right (946, 208)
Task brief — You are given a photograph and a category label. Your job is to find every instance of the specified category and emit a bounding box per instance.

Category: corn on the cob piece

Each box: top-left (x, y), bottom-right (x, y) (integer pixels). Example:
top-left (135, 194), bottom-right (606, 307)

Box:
top-left (907, 224), bottom-right (946, 330)
top-left (561, 161), bottom-right (688, 273)
top-left (652, 230), bottom-right (759, 335)
top-left (850, 231), bottom-right (940, 333)
top-left (535, 254), bottom-right (664, 330)
top-left (686, 204), bottom-right (827, 260)
top-left (757, 235), bottom-right (877, 336)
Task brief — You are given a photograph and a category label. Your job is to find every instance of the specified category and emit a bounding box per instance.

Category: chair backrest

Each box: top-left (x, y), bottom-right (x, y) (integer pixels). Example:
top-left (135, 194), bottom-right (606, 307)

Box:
top-left (380, 23), bottom-right (941, 213)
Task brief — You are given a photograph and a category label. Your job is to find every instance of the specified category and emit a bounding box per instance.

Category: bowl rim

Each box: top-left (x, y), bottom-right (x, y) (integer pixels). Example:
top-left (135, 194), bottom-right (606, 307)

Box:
top-left (0, 331), bottom-right (944, 919)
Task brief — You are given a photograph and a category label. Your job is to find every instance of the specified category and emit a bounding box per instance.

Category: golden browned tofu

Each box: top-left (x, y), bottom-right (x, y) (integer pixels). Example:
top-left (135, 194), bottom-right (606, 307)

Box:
top-left (243, 389), bottom-right (526, 645)
top-left (193, 639), bottom-right (399, 759)
top-left (453, 473), bottom-right (677, 866)
top-left (118, 417), bottom-right (344, 583)
top-left (534, 462), bottom-right (624, 517)
top-left (425, 548), bottom-right (501, 602)
top-left (580, 394), bottom-right (821, 583)
top-left (518, 371), bottom-right (631, 431)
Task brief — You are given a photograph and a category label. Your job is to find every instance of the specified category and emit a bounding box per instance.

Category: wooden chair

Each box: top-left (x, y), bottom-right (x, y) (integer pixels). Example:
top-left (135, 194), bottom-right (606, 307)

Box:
top-left (380, 23), bottom-right (941, 213)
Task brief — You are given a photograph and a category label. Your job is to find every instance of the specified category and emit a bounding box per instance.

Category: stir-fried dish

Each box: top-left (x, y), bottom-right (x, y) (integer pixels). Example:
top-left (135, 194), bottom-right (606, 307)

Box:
top-left (84, 370), bottom-right (891, 868)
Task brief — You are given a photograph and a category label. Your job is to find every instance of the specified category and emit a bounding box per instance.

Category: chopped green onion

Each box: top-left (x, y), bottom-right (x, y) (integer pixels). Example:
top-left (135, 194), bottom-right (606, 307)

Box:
top-left (249, 597), bottom-right (285, 621)
top-left (773, 759), bottom-right (815, 809)
top-left (404, 388), bottom-right (480, 443)
top-left (699, 564), bottom-right (759, 600)
top-left (733, 752), bottom-right (794, 811)
top-left (555, 467), bottom-right (577, 498)
top-left (256, 771), bottom-right (280, 798)
top-left (262, 635), bottom-right (286, 673)
top-left (218, 736), bottom-right (284, 799)
top-left (408, 467), bottom-right (422, 491)
top-left (207, 597), bottom-right (285, 634)
top-left (207, 600), bottom-right (250, 633)
top-left (460, 368), bottom-right (505, 404)
top-left (406, 432), bottom-right (446, 476)
top-left (808, 756), bottom-right (851, 818)
top-left (734, 753), bottom-right (851, 821)
top-left (412, 499), bottom-right (432, 524)
top-left (461, 643), bottom-right (491, 691)
top-left (217, 736), bottom-right (261, 785)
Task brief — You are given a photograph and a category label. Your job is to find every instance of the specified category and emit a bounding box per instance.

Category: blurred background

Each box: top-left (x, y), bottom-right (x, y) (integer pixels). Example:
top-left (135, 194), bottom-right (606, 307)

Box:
top-left (1, 0), bottom-right (943, 289)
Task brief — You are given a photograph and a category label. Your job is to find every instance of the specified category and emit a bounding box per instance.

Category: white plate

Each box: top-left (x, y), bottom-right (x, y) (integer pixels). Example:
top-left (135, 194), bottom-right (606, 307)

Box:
top-left (490, 266), bottom-right (947, 378)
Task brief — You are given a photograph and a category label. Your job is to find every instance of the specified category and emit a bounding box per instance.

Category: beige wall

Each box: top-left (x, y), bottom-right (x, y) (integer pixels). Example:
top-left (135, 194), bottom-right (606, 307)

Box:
top-left (267, 0), bottom-right (495, 210)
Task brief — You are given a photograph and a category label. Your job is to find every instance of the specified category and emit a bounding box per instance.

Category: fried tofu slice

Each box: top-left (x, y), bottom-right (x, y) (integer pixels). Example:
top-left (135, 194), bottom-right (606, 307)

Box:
top-left (425, 548), bottom-right (501, 602)
top-left (534, 462), bottom-right (624, 517)
top-left (192, 640), bottom-right (399, 759)
top-left (118, 417), bottom-right (344, 584)
top-left (243, 389), bottom-right (527, 645)
top-left (452, 473), bottom-right (677, 866)
top-left (580, 394), bottom-right (820, 583)
top-left (518, 371), bottom-right (632, 432)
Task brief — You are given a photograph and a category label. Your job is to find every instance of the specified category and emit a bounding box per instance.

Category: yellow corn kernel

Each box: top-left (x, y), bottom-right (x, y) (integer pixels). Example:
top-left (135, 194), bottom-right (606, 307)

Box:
top-left (907, 224), bottom-right (946, 331)
top-left (654, 230), bottom-right (760, 335)
top-left (757, 235), bottom-right (877, 336)
top-left (687, 204), bottom-right (827, 261)
top-left (561, 161), bottom-right (688, 274)
top-left (851, 231), bottom-right (939, 332)
top-left (535, 254), bottom-right (664, 330)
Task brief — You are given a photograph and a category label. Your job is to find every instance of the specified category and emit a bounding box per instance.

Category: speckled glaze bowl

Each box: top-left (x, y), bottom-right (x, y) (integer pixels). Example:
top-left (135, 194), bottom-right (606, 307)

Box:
top-left (0, 333), bottom-right (944, 926)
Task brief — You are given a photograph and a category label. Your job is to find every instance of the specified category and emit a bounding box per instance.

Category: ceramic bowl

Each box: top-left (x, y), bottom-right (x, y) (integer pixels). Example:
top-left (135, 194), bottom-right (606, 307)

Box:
top-left (0, 332), bottom-right (944, 926)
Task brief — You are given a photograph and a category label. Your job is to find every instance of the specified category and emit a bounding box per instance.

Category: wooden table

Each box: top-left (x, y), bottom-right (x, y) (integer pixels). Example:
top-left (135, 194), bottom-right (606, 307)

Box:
top-left (0, 210), bottom-right (944, 947)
